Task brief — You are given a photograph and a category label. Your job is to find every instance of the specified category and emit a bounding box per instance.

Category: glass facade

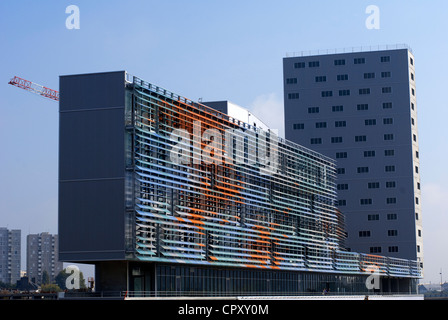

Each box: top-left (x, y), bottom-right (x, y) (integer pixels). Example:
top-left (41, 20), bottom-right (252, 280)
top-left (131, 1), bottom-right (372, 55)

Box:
top-left (123, 74), bottom-right (421, 295)
top-left (127, 263), bottom-right (417, 297)
top-left (158, 264), bottom-right (419, 296)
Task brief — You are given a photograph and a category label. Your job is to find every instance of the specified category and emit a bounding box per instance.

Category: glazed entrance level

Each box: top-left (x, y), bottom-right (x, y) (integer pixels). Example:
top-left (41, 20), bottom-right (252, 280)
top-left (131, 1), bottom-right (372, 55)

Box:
top-left (122, 262), bottom-right (418, 296)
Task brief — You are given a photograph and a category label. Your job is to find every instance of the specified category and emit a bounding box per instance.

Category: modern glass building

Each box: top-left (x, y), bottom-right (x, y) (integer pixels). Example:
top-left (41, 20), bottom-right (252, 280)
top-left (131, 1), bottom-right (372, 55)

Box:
top-left (58, 71), bottom-right (421, 296)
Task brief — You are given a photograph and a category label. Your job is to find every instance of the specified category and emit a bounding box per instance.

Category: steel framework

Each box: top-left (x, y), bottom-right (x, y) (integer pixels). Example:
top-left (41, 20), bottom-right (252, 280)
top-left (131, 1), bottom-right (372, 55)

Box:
top-left (8, 76), bottom-right (59, 101)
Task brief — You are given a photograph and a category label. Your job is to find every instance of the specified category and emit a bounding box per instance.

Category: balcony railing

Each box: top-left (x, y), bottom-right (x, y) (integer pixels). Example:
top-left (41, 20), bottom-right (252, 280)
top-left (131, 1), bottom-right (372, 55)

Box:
top-left (285, 43), bottom-right (413, 58)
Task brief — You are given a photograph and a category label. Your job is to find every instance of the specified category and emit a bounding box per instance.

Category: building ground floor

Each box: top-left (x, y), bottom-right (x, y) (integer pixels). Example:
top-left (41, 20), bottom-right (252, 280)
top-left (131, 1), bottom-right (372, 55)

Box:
top-left (92, 261), bottom-right (419, 297)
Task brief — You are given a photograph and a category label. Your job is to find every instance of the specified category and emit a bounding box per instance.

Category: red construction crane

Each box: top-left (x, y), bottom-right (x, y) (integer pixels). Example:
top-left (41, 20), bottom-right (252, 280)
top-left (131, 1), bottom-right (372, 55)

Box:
top-left (8, 76), bottom-right (59, 101)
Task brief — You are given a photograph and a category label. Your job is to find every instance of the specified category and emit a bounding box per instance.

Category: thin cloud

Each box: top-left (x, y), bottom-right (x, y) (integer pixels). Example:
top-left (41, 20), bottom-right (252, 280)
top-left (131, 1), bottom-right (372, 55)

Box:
top-left (248, 93), bottom-right (284, 138)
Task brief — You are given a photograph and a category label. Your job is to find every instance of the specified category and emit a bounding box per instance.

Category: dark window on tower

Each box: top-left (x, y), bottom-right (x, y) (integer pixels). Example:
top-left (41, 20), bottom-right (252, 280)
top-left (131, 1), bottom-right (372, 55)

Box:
top-left (357, 167), bottom-right (369, 173)
top-left (387, 213), bottom-right (398, 220)
top-left (360, 198), bottom-right (372, 205)
top-left (386, 181), bottom-right (396, 188)
top-left (368, 182), bottom-right (380, 189)
top-left (357, 104), bottom-right (369, 111)
top-left (387, 197), bottom-right (397, 204)
top-left (359, 88), bottom-right (371, 95)
top-left (332, 105), bottom-right (344, 112)
top-left (388, 230), bottom-right (398, 236)
top-left (385, 165), bottom-right (396, 172)
top-left (288, 93), bottom-right (300, 99)
top-left (370, 247), bottom-right (382, 253)
top-left (331, 137), bottom-right (343, 143)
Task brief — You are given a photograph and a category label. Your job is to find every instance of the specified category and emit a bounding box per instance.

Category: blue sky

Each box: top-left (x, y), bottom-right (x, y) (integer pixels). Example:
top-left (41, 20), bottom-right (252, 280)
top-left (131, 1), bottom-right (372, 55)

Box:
top-left (1, 0), bottom-right (447, 284)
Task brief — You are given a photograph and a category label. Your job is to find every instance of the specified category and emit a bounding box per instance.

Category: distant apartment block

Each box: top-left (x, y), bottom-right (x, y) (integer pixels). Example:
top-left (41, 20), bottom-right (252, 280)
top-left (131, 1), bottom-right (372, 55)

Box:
top-left (283, 46), bottom-right (423, 269)
top-left (27, 232), bottom-right (62, 285)
top-left (0, 227), bottom-right (21, 284)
